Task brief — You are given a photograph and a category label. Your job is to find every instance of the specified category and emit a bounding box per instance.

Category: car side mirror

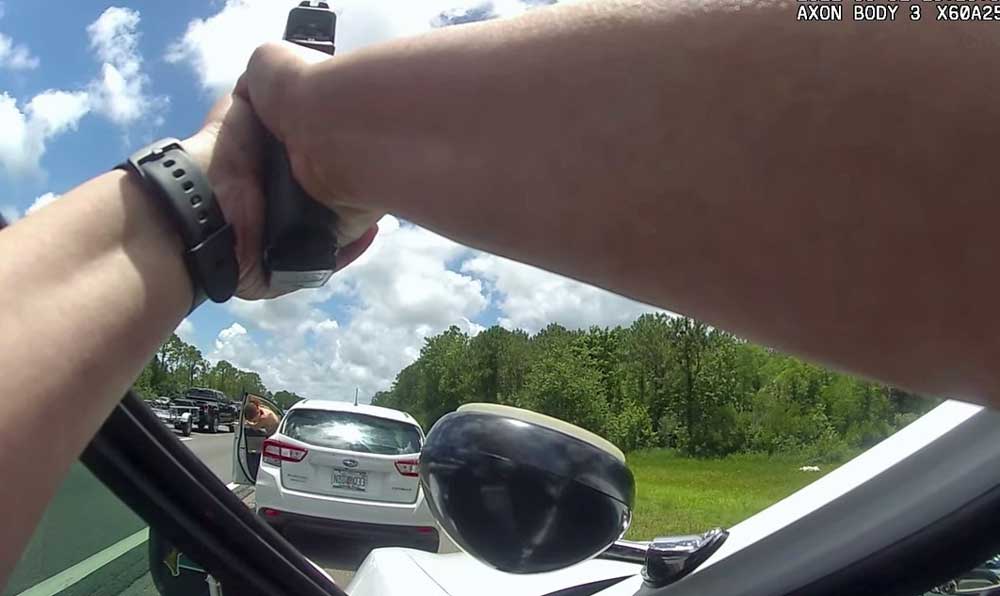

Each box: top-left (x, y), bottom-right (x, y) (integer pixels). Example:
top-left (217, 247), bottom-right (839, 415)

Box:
top-left (419, 403), bottom-right (635, 574)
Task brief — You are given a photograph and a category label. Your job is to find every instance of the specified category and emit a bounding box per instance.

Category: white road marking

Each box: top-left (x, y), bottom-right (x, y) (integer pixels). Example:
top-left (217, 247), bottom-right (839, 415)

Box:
top-left (180, 437), bottom-right (193, 442)
top-left (14, 482), bottom-right (243, 596)
top-left (13, 528), bottom-right (150, 596)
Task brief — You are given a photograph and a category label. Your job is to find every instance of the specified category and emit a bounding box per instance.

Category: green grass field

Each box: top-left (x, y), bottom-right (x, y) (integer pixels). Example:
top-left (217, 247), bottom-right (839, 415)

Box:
top-left (624, 450), bottom-right (846, 540)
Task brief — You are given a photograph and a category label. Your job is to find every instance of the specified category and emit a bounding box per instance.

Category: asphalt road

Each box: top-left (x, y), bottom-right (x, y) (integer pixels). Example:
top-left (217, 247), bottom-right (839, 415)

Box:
top-left (3, 429), bottom-right (236, 596)
top-left (181, 429), bottom-right (238, 483)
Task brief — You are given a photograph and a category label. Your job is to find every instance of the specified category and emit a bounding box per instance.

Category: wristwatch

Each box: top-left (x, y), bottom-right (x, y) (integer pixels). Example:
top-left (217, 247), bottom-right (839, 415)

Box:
top-left (117, 138), bottom-right (239, 313)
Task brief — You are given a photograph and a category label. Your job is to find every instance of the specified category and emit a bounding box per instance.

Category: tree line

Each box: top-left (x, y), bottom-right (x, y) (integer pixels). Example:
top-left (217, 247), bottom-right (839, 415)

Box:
top-left (372, 314), bottom-right (940, 460)
top-left (133, 333), bottom-right (304, 410)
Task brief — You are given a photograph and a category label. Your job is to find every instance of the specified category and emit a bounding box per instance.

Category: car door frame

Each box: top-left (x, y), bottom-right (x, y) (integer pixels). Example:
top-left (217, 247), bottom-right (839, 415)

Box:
top-left (232, 392), bottom-right (285, 486)
top-left (82, 390), bottom-right (345, 596)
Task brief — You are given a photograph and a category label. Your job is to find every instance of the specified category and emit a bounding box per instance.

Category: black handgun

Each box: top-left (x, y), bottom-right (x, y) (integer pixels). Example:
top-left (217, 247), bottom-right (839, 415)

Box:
top-left (264, 1), bottom-right (338, 292)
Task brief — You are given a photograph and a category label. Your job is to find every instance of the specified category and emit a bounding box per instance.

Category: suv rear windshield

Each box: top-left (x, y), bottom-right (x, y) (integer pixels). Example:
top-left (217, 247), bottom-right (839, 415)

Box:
top-left (282, 409), bottom-right (422, 455)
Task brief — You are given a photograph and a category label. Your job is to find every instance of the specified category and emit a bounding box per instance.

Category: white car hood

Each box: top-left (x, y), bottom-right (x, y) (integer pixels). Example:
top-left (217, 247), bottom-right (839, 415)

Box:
top-left (347, 548), bottom-right (641, 596)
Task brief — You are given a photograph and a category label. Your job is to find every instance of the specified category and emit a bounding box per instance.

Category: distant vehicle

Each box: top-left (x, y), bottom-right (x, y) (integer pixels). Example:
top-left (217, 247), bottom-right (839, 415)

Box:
top-left (150, 400), bottom-right (195, 437)
top-left (180, 387), bottom-right (238, 433)
top-left (234, 399), bottom-right (438, 551)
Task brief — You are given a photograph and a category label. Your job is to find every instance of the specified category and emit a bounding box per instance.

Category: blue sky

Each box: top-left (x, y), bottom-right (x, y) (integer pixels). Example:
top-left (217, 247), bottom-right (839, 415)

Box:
top-left (1, 0), bottom-right (656, 401)
top-left (1, 0), bottom-right (217, 200)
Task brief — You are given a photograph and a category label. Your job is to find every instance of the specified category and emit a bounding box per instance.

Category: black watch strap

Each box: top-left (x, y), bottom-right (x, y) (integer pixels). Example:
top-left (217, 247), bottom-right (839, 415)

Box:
top-left (117, 138), bottom-right (238, 313)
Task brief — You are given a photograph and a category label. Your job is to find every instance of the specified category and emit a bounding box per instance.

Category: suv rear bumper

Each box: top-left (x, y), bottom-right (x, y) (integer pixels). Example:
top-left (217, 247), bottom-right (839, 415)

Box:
top-left (259, 509), bottom-right (439, 551)
top-left (256, 464), bottom-right (435, 525)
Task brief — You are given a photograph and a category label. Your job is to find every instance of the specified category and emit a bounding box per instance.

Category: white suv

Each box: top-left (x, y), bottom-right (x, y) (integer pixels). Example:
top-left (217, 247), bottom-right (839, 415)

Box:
top-left (253, 400), bottom-right (438, 550)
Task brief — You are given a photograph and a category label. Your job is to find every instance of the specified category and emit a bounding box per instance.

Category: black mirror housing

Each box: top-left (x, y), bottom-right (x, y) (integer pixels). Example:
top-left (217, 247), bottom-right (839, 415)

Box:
top-left (420, 404), bottom-right (635, 574)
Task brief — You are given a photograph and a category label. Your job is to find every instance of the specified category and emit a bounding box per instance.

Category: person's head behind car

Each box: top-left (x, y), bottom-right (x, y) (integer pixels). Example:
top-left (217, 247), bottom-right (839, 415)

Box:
top-left (243, 402), bottom-right (259, 422)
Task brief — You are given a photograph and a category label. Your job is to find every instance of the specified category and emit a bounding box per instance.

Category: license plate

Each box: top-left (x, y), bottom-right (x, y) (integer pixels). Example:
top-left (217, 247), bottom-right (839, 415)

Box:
top-left (332, 468), bottom-right (367, 491)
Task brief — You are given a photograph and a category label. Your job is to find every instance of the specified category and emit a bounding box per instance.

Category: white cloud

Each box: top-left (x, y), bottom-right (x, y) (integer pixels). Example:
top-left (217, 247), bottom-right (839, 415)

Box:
top-left (25, 192), bottom-right (59, 215)
top-left (340, 219), bottom-right (486, 331)
top-left (213, 323), bottom-right (256, 363)
top-left (219, 322), bottom-right (248, 342)
top-left (0, 91), bottom-right (90, 177)
top-left (167, 0), bottom-right (540, 94)
top-left (462, 254), bottom-right (662, 333)
top-left (86, 6), bottom-right (166, 126)
top-left (176, 317), bottom-right (196, 343)
top-left (210, 216), bottom-right (487, 401)
top-left (27, 91), bottom-right (92, 135)
top-left (0, 7), bottom-right (164, 177)
top-left (205, 213), bottom-right (659, 403)
top-left (0, 94), bottom-right (28, 174)
top-left (0, 32), bottom-right (38, 70)
top-left (87, 7), bottom-right (141, 74)
top-left (227, 290), bottom-right (334, 335)
top-left (166, 0), bottom-right (290, 95)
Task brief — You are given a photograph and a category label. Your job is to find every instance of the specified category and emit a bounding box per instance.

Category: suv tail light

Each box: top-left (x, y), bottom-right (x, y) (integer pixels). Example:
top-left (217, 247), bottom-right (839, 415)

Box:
top-left (395, 459), bottom-right (419, 477)
top-left (262, 439), bottom-right (308, 467)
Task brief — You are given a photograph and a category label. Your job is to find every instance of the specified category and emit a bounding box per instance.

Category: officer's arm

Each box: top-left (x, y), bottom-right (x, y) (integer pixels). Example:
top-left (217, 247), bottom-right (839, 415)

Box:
top-left (245, 1), bottom-right (1000, 403)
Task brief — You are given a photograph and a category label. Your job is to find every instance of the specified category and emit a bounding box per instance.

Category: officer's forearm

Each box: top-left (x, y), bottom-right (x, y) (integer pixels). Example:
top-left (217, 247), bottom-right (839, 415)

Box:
top-left (296, 0), bottom-right (1000, 403)
top-left (0, 169), bottom-right (191, 584)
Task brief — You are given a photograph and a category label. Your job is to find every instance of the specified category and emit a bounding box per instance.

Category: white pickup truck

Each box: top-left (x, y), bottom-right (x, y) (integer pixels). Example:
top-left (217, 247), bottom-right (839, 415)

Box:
top-left (151, 398), bottom-right (197, 437)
